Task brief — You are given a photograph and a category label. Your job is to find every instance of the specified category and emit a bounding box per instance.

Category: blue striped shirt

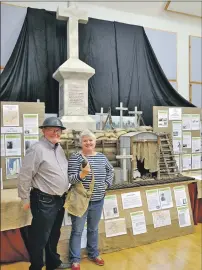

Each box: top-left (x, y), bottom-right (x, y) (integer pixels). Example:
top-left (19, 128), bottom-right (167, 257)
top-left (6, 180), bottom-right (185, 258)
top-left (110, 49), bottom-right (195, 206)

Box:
top-left (68, 152), bottom-right (114, 201)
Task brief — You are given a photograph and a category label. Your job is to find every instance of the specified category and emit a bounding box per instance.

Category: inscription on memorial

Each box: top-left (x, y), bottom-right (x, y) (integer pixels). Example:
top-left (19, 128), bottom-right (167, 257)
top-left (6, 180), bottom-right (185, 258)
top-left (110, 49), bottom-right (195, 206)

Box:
top-left (59, 84), bottom-right (64, 117)
top-left (68, 83), bottom-right (85, 107)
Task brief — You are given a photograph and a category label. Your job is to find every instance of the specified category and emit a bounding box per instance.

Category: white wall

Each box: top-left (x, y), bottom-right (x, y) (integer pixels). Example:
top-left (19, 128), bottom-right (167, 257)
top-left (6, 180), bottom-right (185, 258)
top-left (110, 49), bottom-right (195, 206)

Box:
top-left (6, 1), bottom-right (68, 11)
top-left (5, 1), bottom-right (202, 100)
top-left (76, 3), bottom-right (201, 101)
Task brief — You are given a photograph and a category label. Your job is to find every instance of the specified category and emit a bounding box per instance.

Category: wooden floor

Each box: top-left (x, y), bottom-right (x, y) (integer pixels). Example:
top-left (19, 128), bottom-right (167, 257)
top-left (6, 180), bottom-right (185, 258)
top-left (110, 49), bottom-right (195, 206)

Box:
top-left (2, 225), bottom-right (201, 270)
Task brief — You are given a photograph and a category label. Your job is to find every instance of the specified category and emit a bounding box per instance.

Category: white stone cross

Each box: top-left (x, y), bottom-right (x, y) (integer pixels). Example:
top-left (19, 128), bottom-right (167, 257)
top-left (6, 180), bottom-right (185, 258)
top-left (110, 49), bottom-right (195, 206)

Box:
top-left (56, 7), bottom-right (88, 59)
top-left (115, 102), bottom-right (128, 129)
top-left (96, 107), bottom-right (107, 130)
top-left (116, 148), bottom-right (133, 182)
top-left (53, 6), bottom-right (95, 131)
top-left (128, 106), bottom-right (143, 128)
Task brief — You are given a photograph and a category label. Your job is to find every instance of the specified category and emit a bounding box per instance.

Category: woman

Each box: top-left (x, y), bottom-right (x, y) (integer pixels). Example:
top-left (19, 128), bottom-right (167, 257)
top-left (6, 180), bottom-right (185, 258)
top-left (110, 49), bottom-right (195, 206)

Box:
top-left (68, 129), bottom-right (114, 270)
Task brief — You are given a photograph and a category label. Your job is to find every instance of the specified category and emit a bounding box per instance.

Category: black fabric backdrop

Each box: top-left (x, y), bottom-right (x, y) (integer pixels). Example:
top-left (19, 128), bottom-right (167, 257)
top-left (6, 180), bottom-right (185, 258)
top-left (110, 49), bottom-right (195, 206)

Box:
top-left (0, 8), bottom-right (194, 125)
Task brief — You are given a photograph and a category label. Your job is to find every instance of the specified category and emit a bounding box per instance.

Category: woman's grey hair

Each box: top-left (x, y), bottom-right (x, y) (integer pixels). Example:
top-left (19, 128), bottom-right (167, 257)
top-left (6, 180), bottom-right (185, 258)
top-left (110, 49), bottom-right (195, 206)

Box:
top-left (79, 129), bottom-right (96, 143)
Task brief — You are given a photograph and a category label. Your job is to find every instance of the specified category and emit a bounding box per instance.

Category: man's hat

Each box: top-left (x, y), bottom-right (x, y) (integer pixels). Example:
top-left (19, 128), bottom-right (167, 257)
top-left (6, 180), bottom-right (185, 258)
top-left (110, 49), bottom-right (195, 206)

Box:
top-left (39, 117), bottom-right (66, 130)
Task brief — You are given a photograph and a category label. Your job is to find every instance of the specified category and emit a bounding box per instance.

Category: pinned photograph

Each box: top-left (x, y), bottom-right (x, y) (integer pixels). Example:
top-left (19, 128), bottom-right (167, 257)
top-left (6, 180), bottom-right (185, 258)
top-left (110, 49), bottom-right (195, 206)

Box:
top-left (5, 134), bottom-right (21, 156)
top-left (3, 104), bottom-right (19, 126)
top-left (158, 110), bottom-right (168, 128)
top-left (24, 135), bottom-right (39, 155)
top-left (6, 157), bottom-right (21, 179)
top-left (23, 114), bottom-right (39, 134)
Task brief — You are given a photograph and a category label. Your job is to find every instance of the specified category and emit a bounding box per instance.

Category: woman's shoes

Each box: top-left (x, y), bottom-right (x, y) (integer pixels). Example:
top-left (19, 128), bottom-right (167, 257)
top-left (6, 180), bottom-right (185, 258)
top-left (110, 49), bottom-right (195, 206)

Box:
top-left (89, 256), bottom-right (105, 266)
top-left (71, 256), bottom-right (104, 269)
top-left (71, 263), bottom-right (80, 270)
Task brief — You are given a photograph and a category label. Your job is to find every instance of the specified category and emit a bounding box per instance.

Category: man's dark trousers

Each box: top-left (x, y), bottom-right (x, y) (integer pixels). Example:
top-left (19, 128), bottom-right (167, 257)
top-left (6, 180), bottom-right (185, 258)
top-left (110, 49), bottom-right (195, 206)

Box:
top-left (29, 188), bottom-right (66, 270)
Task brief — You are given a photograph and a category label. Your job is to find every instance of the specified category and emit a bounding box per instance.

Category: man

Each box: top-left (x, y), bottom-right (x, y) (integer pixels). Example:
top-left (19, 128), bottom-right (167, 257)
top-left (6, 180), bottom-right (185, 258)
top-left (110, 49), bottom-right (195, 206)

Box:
top-left (18, 117), bottom-right (70, 270)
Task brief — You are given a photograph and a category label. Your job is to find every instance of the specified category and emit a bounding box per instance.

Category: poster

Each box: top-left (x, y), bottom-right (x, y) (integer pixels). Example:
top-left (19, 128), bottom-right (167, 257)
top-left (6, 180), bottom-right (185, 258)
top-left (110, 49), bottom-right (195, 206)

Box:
top-left (159, 187), bottom-right (173, 209)
top-left (172, 121), bottom-right (182, 138)
top-left (6, 157), bottom-right (21, 179)
top-left (192, 137), bottom-right (201, 153)
top-left (105, 218), bottom-right (127, 238)
top-left (3, 104), bottom-right (19, 126)
top-left (177, 206), bottom-right (191, 228)
top-left (192, 154), bottom-right (201, 170)
top-left (1, 127), bottom-right (22, 134)
top-left (103, 195), bottom-right (119, 219)
top-left (1, 135), bottom-right (5, 156)
top-left (173, 186), bottom-right (187, 207)
top-left (0, 168), bottom-right (3, 190)
top-left (23, 114), bottom-right (39, 134)
top-left (121, 191), bottom-right (142, 209)
top-left (173, 138), bottom-right (182, 154)
top-left (182, 132), bottom-right (191, 149)
top-left (169, 108), bottom-right (182, 120)
top-left (5, 134), bottom-right (21, 156)
top-left (182, 154), bottom-right (192, 171)
top-left (191, 114), bottom-right (200, 130)
top-left (158, 110), bottom-right (168, 128)
top-left (152, 210), bottom-right (171, 228)
top-left (145, 189), bottom-right (161, 212)
top-left (130, 211), bottom-right (147, 235)
top-left (182, 114), bottom-right (192, 130)
top-left (24, 135), bottom-right (39, 155)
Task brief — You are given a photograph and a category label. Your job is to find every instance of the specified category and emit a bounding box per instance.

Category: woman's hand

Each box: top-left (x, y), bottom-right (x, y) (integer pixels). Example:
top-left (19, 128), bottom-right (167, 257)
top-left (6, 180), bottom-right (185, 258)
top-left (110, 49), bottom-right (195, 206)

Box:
top-left (79, 163), bottom-right (91, 179)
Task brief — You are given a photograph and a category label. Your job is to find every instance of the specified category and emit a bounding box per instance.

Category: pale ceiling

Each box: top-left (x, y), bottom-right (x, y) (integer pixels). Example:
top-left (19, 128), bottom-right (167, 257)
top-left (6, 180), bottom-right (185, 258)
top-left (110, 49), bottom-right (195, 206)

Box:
top-left (3, 0), bottom-right (202, 18)
top-left (79, 0), bottom-right (202, 18)
top-left (166, 0), bottom-right (202, 18)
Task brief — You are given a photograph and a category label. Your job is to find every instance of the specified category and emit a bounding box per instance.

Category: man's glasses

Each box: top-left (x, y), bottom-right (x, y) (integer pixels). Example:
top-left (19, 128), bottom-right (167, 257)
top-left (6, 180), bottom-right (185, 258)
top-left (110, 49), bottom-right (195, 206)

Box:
top-left (45, 128), bottom-right (62, 134)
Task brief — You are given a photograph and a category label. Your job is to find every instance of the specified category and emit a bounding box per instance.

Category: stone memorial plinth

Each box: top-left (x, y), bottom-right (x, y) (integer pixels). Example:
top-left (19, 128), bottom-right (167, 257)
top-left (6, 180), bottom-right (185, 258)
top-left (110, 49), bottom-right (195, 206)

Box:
top-left (53, 6), bottom-right (96, 131)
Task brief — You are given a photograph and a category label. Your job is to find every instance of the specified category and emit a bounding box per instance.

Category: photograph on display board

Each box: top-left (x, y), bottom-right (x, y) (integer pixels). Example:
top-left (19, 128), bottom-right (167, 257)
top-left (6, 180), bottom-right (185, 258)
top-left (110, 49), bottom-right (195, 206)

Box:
top-left (90, 115), bottom-right (136, 130)
top-left (158, 110), bottom-right (168, 127)
top-left (5, 134), bottom-right (21, 156)
top-left (3, 104), bottom-right (19, 126)
top-left (24, 135), bottom-right (39, 155)
top-left (6, 157), bottom-right (21, 179)
top-left (23, 114), bottom-right (39, 135)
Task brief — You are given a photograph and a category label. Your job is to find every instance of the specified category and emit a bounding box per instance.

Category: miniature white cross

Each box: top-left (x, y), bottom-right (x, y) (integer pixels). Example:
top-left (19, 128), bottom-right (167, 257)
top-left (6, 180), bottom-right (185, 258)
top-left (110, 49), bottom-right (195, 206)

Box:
top-left (128, 106), bottom-right (143, 128)
top-left (56, 6), bottom-right (88, 59)
top-left (115, 102), bottom-right (128, 129)
top-left (116, 148), bottom-right (133, 182)
top-left (96, 107), bottom-right (107, 130)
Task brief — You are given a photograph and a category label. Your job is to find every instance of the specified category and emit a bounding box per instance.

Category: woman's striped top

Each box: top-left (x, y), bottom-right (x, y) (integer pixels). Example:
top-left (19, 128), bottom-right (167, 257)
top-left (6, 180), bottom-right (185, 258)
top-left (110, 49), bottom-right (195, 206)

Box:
top-left (68, 152), bottom-right (114, 201)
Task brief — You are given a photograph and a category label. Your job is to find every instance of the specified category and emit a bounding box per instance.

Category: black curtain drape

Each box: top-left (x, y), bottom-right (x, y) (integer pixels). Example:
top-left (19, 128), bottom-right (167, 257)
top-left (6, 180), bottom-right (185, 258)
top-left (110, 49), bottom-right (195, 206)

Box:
top-left (0, 8), bottom-right (67, 113)
top-left (0, 8), bottom-right (194, 125)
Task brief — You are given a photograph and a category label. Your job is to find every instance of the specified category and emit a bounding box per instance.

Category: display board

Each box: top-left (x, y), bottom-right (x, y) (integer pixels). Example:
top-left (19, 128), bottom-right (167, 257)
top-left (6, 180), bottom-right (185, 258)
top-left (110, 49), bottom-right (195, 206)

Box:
top-left (153, 106), bottom-right (202, 172)
top-left (145, 28), bottom-right (177, 81)
top-left (1, 3), bottom-right (26, 67)
top-left (191, 83), bottom-right (202, 108)
top-left (57, 182), bottom-right (194, 260)
top-left (169, 81), bottom-right (178, 91)
top-left (189, 36), bottom-right (202, 83)
top-left (0, 101), bottom-right (45, 189)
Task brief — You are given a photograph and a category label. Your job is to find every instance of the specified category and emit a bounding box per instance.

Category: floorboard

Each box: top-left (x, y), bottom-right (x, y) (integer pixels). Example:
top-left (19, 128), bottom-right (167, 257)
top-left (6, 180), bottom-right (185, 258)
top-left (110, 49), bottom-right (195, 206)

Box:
top-left (1, 225), bottom-right (201, 270)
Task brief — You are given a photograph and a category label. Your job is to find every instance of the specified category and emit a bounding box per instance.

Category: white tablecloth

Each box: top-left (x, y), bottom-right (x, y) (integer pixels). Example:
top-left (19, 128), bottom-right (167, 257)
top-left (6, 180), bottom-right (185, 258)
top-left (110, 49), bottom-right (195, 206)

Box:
top-left (1, 189), bottom-right (32, 231)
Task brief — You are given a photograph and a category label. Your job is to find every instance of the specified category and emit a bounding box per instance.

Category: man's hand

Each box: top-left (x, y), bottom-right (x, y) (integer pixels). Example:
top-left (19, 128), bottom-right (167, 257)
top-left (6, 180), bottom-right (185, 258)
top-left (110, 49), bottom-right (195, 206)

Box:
top-left (23, 203), bottom-right (30, 210)
top-left (80, 163), bottom-right (91, 179)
